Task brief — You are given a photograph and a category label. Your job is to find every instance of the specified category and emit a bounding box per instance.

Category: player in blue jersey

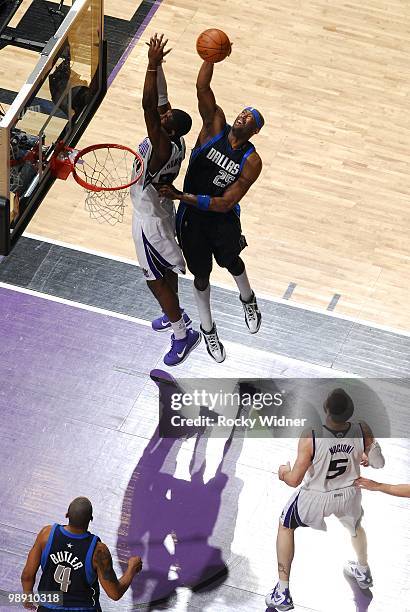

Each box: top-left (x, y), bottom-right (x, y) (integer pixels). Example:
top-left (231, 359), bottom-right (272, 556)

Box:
top-left (159, 57), bottom-right (264, 363)
top-left (21, 497), bottom-right (142, 611)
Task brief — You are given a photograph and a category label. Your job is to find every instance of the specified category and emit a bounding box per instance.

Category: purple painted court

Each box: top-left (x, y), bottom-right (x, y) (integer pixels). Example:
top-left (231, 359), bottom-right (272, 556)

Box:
top-left (0, 285), bottom-right (408, 611)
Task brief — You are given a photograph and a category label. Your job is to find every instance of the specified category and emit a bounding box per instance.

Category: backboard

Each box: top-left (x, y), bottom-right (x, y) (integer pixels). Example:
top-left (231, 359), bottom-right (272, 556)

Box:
top-left (0, 0), bottom-right (106, 255)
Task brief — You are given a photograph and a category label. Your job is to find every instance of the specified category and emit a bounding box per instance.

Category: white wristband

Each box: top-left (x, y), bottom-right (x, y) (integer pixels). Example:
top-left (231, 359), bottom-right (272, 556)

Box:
top-left (367, 441), bottom-right (385, 469)
top-left (156, 65), bottom-right (169, 106)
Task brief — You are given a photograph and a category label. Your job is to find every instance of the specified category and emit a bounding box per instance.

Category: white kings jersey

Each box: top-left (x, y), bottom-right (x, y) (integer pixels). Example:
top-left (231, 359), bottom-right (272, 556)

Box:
top-left (130, 136), bottom-right (186, 220)
top-left (303, 422), bottom-right (366, 493)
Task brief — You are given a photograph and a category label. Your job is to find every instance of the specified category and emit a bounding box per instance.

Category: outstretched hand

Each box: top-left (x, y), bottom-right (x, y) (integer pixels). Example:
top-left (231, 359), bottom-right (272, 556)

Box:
top-left (354, 477), bottom-right (380, 491)
top-left (157, 184), bottom-right (183, 200)
top-left (147, 33), bottom-right (171, 67)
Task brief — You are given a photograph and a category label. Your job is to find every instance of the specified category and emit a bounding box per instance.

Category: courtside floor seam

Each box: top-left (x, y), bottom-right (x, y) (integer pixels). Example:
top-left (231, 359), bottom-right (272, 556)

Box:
top-left (1, 236), bottom-right (410, 376)
top-left (23, 232), bottom-right (410, 338)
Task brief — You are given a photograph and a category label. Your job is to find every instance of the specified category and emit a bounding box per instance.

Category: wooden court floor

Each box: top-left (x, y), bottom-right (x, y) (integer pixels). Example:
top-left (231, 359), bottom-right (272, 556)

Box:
top-left (6, 0), bottom-right (410, 330)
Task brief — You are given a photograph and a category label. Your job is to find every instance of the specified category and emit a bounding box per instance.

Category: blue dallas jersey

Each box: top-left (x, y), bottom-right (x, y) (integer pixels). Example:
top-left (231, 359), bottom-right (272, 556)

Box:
top-left (38, 524), bottom-right (101, 610)
top-left (183, 125), bottom-right (255, 215)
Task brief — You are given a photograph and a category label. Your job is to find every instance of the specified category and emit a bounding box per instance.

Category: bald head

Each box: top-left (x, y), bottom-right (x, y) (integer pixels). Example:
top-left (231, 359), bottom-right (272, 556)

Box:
top-left (66, 497), bottom-right (93, 529)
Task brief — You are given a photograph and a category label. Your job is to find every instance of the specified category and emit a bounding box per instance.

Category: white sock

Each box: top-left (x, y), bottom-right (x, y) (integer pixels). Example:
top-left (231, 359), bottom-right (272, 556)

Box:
top-left (278, 579), bottom-right (289, 591)
top-left (233, 270), bottom-right (253, 302)
top-left (193, 284), bottom-right (213, 332)
top-left (171, 317), bottom-right (186, 340)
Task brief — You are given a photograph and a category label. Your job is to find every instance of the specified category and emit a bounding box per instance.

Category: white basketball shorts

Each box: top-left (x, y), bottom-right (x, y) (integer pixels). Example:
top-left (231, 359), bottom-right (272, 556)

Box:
top-left (280, 486), bottom-right (363, 536)
top-left (132, 212), bottom-right (186, 281)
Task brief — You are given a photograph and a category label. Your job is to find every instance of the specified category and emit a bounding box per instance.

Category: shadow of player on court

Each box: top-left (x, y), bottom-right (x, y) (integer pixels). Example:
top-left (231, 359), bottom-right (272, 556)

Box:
top-left (117, 370), bottom-right (255, 610)
top-left (343, 573), bottom-right (373, 612)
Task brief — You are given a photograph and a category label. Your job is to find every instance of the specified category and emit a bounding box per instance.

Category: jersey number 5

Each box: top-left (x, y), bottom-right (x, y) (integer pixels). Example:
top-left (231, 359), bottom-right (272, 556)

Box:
top-left (326, 458), bottom-right (348, 480)
top-left (54, 565), bottom-right (72, 592)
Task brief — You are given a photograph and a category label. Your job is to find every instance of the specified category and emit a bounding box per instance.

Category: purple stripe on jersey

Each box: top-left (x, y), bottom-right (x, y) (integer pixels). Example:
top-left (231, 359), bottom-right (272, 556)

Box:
top-left (138, 137), bottom-right (150, 157)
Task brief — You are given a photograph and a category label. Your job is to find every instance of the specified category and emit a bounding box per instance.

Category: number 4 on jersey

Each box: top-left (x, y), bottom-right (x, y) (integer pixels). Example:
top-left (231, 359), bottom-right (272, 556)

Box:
top-left (54, 564), bottom-right (72, 592)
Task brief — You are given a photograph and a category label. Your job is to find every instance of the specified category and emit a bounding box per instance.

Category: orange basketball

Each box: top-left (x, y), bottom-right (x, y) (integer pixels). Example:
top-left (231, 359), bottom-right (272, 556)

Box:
top-left (196, 29), bottom-right (232, 63)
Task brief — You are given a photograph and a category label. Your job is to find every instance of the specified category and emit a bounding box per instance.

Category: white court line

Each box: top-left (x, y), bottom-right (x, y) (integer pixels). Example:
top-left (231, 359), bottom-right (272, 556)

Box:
top-left (0, 281), bottom-right (151, 328)
top-left (24, 232), bottom-right (138, 267)
top-left (23, 231), bottom-right (410, 339)
top-left (0, 280), bottom-right (354, 377)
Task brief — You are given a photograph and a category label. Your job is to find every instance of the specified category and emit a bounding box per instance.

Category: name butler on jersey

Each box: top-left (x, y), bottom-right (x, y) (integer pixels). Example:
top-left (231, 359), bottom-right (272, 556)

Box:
top-left (38, 523), bottom-right (101, 610)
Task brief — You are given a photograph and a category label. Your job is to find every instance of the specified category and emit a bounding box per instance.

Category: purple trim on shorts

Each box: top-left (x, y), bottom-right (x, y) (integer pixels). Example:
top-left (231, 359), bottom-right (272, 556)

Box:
top-left (143, 231), bottom-right (173, 268)
top-left (141, 229), bottom-right (177, 280)
top-left (142, 230), bottom-right (163, 279)
top-left (283, 494), bottom-right (307, 529)
top-left (108, 1), bottom-right (164, 87)
top-left (293, 495), bottom-right (308, 527)
top-left (283, 498), bottom-right (296, 528)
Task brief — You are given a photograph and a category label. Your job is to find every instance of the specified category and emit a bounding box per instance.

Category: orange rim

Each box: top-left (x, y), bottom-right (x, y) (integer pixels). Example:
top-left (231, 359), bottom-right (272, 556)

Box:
top-left (71, 143), bottom-right (143, 192)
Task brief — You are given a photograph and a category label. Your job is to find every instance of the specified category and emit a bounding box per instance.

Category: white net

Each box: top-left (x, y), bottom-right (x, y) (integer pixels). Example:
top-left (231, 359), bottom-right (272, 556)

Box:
top-left (74, 145), bottom-right (142, 224)
top-left (84, 188), bottom-right (128, 225)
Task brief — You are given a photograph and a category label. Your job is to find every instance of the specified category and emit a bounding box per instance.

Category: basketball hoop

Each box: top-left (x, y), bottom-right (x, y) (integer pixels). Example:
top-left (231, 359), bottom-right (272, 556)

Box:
top-left (50, 143), bottom-right (144, 225)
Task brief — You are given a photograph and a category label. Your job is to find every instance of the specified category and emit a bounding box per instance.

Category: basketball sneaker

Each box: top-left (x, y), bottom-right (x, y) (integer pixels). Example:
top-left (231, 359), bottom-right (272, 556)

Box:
top-left (152, 310), bottom-right (192, 332)
top-left (344, 561), bottom-right (373, 589)
top-left (201, 323), bottom-right (226, 363)
top-left (240, 292), bottom-right (261, 334)
top-left (265, 583), bottom-right (294, 610)
top-left (163, 328), bottom-right (201, 367)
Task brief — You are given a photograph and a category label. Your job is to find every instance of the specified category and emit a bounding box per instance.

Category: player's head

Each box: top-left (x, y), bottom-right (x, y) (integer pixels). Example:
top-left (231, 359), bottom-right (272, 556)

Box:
top-left (232, 107), bottom-right (264, 139)
top-left (160, 108), bottom-right (192, 137)
top-left (324, 388), bottom-right (354, 423)
top-left (66, 497), bottom-right (93, 529)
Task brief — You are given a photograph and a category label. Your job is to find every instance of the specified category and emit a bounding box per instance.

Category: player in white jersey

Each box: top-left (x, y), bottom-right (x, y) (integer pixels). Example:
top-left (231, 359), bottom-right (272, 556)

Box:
top-left (265, 388), bottom-right (386, 611)
top-left (131, 34), bottom-right (200, 366)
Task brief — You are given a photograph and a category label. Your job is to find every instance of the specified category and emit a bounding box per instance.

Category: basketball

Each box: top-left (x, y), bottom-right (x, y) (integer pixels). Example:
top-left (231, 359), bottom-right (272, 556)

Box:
top-left (196, 28), bottom-right (232, 63)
